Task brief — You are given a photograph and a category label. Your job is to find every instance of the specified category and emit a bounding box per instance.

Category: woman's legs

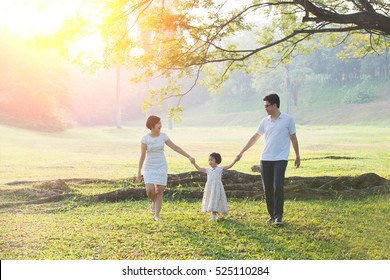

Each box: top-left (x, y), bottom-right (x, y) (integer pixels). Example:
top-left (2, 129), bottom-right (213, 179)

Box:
top-left (154, 185), bottom-right (165, 220)
top-left (145, 184), bottom-right (165, 221)
top-left (145, 184), bottom-right (156, 214)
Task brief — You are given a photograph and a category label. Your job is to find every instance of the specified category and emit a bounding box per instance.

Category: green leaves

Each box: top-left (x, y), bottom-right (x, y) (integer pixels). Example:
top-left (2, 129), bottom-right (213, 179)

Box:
top-left (45, 0), bottom-right (390, 119)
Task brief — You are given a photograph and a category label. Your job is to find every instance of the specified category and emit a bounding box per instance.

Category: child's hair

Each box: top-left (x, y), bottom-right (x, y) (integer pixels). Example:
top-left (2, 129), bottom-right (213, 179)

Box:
top-left (210, 152), bottom-right (222, 164)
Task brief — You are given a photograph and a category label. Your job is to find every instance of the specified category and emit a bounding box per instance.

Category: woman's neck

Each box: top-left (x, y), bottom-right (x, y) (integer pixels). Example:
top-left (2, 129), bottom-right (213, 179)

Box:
top-left (149, 130), bottom-right (160, 137)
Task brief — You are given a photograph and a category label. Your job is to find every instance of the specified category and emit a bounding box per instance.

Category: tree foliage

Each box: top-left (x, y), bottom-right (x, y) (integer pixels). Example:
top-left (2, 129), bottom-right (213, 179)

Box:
top-left (49, 0), bottom-right (390, 115)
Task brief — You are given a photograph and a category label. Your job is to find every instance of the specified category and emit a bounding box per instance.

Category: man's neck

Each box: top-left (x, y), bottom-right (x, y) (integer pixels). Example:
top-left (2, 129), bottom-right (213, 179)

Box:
top-left (271, 110), bottom-right (281, 120)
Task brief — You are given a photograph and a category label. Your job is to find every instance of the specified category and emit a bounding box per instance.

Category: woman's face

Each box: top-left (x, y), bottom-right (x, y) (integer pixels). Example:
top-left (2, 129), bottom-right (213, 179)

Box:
top-left (208, 156), bottom-right (218, 168)
top-left (152, 121), bottom-right (162, 132)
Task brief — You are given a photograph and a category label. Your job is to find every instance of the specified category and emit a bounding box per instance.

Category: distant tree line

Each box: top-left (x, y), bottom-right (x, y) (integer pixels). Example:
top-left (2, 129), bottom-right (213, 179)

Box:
top-left (195, 43), bottom-right (389, 115)
top-left (215, 48), bottom-right (387, 96)
top-left (308, 46), bottom-right (389, 84)
top-left (0, 33), bottom-right (69, 131)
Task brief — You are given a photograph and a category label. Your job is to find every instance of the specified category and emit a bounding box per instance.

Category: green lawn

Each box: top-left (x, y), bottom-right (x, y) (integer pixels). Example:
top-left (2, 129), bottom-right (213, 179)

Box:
top-left (0, 124), bottom-right (389, 184)
top-left (0, 124), bottom-right (389, 259)
top-left (0, 197), bottom-right (389, 260)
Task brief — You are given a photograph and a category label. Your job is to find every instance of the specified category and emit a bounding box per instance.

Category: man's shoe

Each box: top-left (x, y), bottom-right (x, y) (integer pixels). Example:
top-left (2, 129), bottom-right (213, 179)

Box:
top-left (275, 217), bottom-right (283, 226)
top-left (266, 217), bottom-right (274, 224)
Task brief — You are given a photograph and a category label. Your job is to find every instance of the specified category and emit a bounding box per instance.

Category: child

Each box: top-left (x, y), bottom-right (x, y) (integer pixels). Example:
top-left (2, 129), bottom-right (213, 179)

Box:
top-left (192, 152), bottom-right (237, 221)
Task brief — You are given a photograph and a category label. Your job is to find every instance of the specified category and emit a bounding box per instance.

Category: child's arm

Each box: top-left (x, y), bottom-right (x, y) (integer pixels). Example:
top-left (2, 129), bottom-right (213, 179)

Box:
top-left (223, 159), bottom-right (238, 170)
top-left (192, 160), bottom-right (207, 173)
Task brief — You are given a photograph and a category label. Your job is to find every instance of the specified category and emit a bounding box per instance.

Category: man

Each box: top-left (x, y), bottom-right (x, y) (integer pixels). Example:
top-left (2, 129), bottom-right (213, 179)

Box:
top-left (236, 93), bottom-right (300, 225)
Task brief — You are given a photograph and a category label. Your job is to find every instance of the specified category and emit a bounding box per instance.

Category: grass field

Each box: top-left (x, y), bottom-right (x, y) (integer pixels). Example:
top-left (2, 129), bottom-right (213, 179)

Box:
top-left (1, 124), bottom-right (389, 184)
top-left (1, 196), bottom-right (389, 260)
top-left (0, 124), bottom-right (389, 259)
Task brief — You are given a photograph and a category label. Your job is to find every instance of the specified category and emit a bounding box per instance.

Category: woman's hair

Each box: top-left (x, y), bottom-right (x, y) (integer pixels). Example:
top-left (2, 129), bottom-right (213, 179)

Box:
top-left (209, 152), bottom-right (222, 164)
top-left (146, 115), bottom-right (161, 130)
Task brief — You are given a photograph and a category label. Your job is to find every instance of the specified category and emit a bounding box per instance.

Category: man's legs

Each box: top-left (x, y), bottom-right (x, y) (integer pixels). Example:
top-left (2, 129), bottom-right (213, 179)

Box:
top-left (260, 161), bottom-right (275, 219)
top-left (261, 160), bottom-right (288, 222)
top-left (273, 160), bottom-right (288, 220)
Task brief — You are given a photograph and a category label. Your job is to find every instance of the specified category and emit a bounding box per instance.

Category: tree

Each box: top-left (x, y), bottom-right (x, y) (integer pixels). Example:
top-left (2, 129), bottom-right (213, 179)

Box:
top-left (49, 0), bottom-right (390, 117)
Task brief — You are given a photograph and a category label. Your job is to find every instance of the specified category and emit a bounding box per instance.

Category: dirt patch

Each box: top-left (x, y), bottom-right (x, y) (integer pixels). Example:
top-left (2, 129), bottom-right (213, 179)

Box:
top-left (78, 171), bottom-right (390, 202)
top-left (32, 179), bottom-right (72, 193)
top-left (1, 171), bottom-right (389, 206)
top-left (0, 179), bottom-right (74, 208)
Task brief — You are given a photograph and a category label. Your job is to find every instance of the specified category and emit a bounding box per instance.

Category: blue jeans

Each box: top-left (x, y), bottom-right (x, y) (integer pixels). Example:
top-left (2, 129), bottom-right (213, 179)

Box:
top-left (260, 160), bottom-right (288, 219)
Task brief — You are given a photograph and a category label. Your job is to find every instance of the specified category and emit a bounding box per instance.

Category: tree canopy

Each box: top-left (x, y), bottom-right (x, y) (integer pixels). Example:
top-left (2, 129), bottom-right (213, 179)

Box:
top-left (49, 0), bottom-right (390, 115)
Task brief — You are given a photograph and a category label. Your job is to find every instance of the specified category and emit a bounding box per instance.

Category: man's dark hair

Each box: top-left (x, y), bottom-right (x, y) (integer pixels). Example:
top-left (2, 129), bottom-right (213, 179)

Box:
top-left (209, 152), bottom-right (222, 164)
top-left (263, 93), bottom-right (280, 108)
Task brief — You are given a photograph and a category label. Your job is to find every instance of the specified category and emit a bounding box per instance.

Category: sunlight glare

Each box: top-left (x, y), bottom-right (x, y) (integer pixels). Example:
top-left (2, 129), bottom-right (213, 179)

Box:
top-left (0, 0), bottom-right (83, 38)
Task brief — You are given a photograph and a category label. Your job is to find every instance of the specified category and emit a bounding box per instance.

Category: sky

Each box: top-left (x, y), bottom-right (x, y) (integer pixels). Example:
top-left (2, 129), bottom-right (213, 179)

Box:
top-left (0, 0), bottom-right (106, 63)
top-left (0, 0), bottom-right (82, 38)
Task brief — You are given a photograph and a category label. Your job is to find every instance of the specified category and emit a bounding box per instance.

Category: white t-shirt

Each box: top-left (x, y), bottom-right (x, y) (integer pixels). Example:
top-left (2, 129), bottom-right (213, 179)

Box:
top-left (256, 112), bottom-right (296, 161)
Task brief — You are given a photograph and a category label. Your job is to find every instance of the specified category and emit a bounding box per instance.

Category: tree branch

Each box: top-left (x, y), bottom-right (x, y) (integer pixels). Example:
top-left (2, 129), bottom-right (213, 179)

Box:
top-left (294, 0), bottom-right (390, 35)
top-left (294, 26), bottom-right (364, 34)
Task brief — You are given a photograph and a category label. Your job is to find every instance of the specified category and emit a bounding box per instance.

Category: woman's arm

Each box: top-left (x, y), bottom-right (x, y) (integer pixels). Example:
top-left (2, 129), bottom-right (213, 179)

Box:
top-left (165, 139), bottom-right (195, 163)
top-left (135, 143), bottom-right (147, 183)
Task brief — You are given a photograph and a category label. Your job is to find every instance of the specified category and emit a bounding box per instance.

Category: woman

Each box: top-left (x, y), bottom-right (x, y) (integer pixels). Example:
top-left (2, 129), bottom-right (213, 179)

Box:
top-left (136, 115), bottom-right (194, 221)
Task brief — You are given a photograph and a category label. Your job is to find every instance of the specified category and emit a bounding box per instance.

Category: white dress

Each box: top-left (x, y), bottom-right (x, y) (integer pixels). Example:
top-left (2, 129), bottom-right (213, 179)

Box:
top-left (201, 166), bottom-right (228, 214)
top-left (141, 133), bottom-right (169, 186)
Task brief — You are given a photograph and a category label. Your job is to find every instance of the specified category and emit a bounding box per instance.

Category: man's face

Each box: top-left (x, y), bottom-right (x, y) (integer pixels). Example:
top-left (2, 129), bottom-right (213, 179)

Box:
top-left (263, 101), bottom-right (276, 115)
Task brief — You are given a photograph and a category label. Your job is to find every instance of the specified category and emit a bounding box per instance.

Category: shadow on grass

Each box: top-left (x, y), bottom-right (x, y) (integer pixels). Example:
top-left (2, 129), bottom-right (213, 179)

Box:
top-left (173, 208), bottom-right (360, 260)
top-left (173, 216), bottom-right (311, 259)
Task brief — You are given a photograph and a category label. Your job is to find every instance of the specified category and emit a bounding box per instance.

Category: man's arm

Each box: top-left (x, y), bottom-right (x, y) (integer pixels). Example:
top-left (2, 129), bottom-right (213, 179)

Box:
top-left (236, 133), bottom-right (261, 161)
top-left (290, 133), bottom-right (300, 168)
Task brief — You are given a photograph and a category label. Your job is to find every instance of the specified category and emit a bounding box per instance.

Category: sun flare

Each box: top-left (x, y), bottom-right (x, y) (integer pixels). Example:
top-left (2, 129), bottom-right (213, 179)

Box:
top-left (0, 0), bottom-right (84, 37)
top-left (0, 0), bottom-right (106, 61)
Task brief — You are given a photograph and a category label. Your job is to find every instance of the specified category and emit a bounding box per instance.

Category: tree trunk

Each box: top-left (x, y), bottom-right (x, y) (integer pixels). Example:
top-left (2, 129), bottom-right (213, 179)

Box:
top-left (116, 65), bottom-right (122, 128)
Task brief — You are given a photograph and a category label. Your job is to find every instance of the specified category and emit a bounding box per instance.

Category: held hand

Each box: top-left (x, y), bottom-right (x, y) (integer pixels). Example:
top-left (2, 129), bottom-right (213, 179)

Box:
top-left (235, 153), bottom-right (243, 162)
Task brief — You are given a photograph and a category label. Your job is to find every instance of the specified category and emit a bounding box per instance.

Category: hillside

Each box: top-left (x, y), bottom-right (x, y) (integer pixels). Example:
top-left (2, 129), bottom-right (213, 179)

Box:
top-left (177, 78), bottom-right (390, 127)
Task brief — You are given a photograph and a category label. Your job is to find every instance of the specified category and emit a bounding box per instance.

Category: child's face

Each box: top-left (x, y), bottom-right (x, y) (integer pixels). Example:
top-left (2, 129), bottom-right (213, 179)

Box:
top-left (208, 156), bottom-right (218, 168)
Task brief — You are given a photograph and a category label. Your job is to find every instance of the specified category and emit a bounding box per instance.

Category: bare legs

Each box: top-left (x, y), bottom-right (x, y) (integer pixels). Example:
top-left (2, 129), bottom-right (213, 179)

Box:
top-left (145, 184), bottom-right (165, 221)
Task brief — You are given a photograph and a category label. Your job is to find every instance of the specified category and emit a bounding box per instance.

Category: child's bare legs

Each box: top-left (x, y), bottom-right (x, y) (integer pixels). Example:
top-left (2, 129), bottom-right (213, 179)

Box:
top-left (145, 184), bottom-right (164, 221)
